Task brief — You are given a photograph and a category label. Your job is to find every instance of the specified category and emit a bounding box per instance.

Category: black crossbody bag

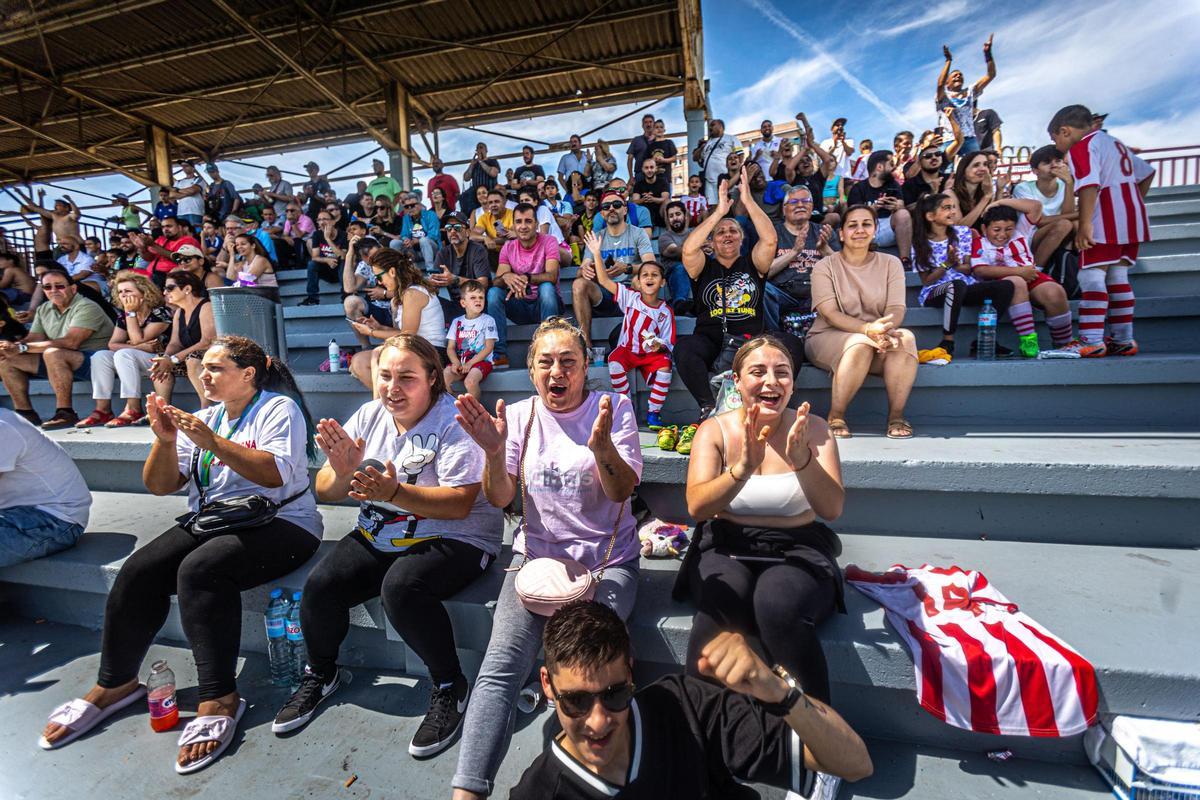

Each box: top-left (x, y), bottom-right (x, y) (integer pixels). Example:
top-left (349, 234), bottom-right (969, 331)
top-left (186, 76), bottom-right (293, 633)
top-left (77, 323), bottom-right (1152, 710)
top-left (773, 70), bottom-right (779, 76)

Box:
top-left (177, 445), bottom-right (307, 537)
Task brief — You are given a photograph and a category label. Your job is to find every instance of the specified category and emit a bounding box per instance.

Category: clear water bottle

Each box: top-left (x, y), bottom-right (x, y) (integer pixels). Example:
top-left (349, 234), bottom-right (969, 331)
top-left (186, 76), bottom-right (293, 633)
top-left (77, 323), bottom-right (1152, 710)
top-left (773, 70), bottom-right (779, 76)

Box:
top-left (977, 299), bottom-right (998, 361)
top-left (265, 588), bottom-right (292, 687)
top-left (328, 339), bottom-right (341, 373)
top-left (147, 659), bottom-right (178, 732)
top-left (286, 590), bottom-right (307, 687)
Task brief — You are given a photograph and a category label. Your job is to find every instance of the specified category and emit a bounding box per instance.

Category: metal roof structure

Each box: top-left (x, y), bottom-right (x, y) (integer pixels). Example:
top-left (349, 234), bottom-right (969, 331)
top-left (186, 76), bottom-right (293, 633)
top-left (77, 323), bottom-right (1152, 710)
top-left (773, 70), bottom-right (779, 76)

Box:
top-left (0, 0), bottom-right (706, 186)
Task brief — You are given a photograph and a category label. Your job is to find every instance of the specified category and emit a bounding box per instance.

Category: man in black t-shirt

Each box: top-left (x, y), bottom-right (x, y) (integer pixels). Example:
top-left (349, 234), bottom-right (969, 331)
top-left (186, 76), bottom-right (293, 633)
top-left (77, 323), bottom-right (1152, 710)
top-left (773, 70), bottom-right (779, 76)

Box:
top-left (430, 212), bottom-right (491, 319)
top-left (510, 601), bottom-right (872, 800)
top-left (630, 158), bottom-right (670, 228)
top-left (847, 150), bottom-right (912, 266)
top-left (901, 144), bottom-right (950, 206)
top-left (461, 142), bottom-right (501, 215)
top-left (301, 210), bottom-right (348, 305)
top-left (506, 145), bottom-right (546, 193)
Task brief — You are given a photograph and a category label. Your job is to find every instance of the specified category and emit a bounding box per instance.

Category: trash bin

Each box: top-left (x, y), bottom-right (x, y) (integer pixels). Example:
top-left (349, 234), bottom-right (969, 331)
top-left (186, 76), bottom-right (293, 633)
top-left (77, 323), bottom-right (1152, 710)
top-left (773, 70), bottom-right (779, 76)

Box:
top-left (209, 286), bottom-right (288, 362)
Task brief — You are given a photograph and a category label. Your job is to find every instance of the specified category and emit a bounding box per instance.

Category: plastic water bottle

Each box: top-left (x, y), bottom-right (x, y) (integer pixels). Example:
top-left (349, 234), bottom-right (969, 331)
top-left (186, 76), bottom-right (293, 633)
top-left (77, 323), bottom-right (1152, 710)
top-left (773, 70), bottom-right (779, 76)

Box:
top-left (286, 590), bottom-right (307, 687)
top-left (265, 588), bottom-right (292, 687)
top-left (147, 659), bottom-right (179, 732)
top-left (977, 299), bottom-right (997, 361)
top-left (327, 339), bottom-right (341, 373)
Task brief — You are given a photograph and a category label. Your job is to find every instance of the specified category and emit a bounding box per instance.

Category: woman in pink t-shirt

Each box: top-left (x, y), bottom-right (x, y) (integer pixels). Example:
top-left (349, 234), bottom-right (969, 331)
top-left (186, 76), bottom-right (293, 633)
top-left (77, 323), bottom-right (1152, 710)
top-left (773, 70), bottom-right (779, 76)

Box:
top-left (450, 318), bottom-right (641, 798)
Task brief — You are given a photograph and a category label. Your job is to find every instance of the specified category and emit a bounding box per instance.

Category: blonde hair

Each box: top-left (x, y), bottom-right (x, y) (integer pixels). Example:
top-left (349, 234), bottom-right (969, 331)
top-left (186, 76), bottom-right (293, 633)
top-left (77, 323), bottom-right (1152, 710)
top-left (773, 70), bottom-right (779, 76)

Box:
top-left (527, 316), bottom-right (588, 372)
top-left (111, 269), bottom-right (164, 310)
top-left (596, 139), bottom-right (612, 159)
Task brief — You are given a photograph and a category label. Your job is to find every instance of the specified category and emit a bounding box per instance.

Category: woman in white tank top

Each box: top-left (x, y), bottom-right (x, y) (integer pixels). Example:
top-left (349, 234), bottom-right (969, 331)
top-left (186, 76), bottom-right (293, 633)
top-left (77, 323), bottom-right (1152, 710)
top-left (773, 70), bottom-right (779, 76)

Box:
top-left (349, 248), bottom-right (447, 393)
top-left (675, 336), bottom-right (854, 747)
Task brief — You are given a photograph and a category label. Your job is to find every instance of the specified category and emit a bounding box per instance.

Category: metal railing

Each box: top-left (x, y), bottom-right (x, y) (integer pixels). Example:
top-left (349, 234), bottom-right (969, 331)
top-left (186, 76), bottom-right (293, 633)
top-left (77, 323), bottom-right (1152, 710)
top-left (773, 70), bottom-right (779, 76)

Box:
top-left (997, 144), bottom-right (1200, 188)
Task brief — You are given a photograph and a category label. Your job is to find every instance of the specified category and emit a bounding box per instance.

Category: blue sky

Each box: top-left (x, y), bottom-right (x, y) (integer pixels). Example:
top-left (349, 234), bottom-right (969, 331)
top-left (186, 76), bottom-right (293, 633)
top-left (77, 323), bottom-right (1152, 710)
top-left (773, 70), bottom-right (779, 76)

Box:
top-left (7, 0), bottom-right (1200, 223)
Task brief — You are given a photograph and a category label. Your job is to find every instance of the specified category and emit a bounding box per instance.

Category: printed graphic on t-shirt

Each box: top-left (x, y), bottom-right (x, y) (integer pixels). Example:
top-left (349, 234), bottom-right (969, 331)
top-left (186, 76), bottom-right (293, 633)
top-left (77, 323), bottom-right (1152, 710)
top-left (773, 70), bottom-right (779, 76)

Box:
top-left (701, 273), bottom-right (759, 323)
top-left (357, 433), bottom-right (438, 549)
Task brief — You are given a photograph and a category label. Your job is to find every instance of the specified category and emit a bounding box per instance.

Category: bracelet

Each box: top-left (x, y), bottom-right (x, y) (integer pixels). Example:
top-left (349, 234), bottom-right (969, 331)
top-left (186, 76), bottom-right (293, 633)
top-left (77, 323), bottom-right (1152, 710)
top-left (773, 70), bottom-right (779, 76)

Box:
top-left (794, 448), bottom-right (814, 472)
top-left (728, 466), bottom-right (749, 482)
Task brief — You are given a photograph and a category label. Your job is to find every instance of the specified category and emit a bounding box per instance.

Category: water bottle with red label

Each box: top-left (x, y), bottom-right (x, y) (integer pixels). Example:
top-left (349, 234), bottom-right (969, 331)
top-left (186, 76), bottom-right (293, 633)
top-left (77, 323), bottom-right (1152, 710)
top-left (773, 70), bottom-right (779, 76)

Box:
top-left (147, 659), bottom-right (179, 731)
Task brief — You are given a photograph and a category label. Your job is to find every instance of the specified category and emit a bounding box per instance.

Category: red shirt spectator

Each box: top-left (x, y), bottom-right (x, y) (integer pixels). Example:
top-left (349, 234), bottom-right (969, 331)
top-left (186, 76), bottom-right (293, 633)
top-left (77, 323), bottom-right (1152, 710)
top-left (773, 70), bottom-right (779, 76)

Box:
top-left (427, 156), bottom-right (460, 212)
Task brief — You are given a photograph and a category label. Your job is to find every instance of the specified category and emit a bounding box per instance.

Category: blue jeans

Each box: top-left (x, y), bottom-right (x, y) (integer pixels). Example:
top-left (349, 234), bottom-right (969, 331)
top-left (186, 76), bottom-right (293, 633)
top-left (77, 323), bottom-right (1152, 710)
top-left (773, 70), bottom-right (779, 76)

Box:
top-left (665, 262), bottom-right (691, 303)
top-left (486, 282), bottom-right (561, 356)
top-left (0, 505), bottom-right (84, 568)
top-left (178, 213), bottom-right (204, 231)
top-left (958, 135), bottom-right (980, 155)
top-left (305, 259), bottom-right (339, 300)
top-left (764, 281), bottom-right (803, 332)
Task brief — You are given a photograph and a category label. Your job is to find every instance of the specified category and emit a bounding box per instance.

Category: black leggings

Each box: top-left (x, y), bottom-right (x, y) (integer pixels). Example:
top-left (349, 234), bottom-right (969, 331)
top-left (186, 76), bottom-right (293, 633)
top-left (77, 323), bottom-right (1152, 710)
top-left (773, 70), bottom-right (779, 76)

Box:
top-left (98, 521), bottom-right (320, 700)
top-left (300, 532), bottom-right (492, 685)
top-left (685, 549), bottom-right (837, 703)
top-left (675, 327), bottom-right (807, 409)
top-left (922, 278), bottom-right (1015, 338)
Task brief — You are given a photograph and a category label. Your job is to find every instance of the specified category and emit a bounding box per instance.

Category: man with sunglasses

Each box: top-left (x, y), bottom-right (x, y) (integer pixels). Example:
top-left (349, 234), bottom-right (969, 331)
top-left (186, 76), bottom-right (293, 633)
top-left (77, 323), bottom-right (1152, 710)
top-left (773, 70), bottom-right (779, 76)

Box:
top-left (0, 268), bottom-right (114, 429)
top-left (902, 142), bottom-right (950, 206)
top-left (766, 186), bottom-right (837, 334)
top-left (592, 179), bottom-right (650, 236)
top-left (432, 213), bottom-right (490, 318)
top-left (279, 203), bottom-right (315, 270)
top-left (573, 190), bottom-right (654, 349)
top-left (301, 212), bottom-right (349, 305)
top-left (129, 216), bottom-right (201, 290)
top-left (510, 600), bottom-right (871, 800)
top-left (398, 192), bottom-right (441, 266)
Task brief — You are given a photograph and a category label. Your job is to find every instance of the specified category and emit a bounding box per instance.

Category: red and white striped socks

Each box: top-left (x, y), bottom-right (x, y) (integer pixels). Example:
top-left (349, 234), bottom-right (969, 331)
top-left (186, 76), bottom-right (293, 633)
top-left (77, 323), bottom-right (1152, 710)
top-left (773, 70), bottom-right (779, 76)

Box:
top-left (1045, 312), bottom-right (1074, 347)
top-left (608, 361), bottom-right (631, 398)
top-left (1007, 301), bottom-right (1036, 336)
top-left (1078, 268), bottom-right (1109, 344)
top-left (1106, 264), bottom-right (1135, 343)
top-left (648, 369), bottom-right (672, 413)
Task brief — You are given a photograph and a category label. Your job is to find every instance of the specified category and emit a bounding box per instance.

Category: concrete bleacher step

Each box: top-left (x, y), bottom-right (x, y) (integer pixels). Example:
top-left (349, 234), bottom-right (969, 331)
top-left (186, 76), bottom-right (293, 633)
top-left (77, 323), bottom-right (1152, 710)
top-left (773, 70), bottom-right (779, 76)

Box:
top-left (44, 427), bottom-right (1200, 547)
top-left (3, 493), bottom-right (1196, 766)
top-left (0, 617), bottom-right (1110, 800)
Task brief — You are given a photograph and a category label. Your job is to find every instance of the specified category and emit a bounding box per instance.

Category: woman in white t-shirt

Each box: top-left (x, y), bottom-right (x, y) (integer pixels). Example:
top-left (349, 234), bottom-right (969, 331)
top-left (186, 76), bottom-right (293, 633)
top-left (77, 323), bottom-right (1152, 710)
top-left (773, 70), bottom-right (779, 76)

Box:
top-left (349, 248), bottom-right (446, 392)
top-left (271, 334), bottom-right (502, 756)
top-left (38, 335), bottom-right (322, 775)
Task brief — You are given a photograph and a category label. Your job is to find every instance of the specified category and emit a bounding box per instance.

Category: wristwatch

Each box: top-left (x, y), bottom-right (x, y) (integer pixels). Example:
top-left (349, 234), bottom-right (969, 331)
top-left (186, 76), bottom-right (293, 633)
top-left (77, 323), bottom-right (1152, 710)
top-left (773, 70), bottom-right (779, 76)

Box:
top-left (169, 355), bottom-right (181, 365)
top-left (760, 665), bottom-right (804, 717)
top-left (17, 342), bottom-right (28, 354)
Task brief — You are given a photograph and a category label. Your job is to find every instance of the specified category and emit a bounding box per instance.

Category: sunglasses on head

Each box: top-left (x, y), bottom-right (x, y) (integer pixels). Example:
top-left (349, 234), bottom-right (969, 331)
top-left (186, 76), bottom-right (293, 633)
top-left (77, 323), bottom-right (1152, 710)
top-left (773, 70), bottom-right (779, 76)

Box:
top-left (600, 201), bottom-right (625, 211)
top-left (610, 187), bottom-right (627, 195)
top-left (549, 679), bottom-right (636, 719)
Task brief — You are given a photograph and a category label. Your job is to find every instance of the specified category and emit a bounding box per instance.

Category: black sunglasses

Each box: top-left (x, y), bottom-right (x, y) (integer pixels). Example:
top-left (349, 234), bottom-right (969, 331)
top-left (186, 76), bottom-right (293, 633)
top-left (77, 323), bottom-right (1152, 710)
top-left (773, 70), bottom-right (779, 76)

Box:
top-left (600, 201), bottom-right (625, 211)
top-left (163, 284), bottom-right (180, 291)
top-left (403, 202), bottom-right (418, 209)
top-left (373, 270), bottom-right (387, 278)
top-left (374, 204), bottom-right (389, 209)
top-left (549, 679), bottom-right (635, 719)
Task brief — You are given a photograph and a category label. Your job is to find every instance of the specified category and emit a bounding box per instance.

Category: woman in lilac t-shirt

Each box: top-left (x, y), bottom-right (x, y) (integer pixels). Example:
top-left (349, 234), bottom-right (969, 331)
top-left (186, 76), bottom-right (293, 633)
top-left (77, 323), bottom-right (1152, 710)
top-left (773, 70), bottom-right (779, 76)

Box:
top-left (451, 317), bottom-right (642, 798)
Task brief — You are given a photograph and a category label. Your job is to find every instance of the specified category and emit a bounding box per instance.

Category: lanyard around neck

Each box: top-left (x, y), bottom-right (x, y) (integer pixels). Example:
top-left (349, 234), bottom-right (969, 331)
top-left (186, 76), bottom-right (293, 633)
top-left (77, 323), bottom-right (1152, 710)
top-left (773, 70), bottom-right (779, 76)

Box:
top-left (197, 390), bottom-right (261, 487)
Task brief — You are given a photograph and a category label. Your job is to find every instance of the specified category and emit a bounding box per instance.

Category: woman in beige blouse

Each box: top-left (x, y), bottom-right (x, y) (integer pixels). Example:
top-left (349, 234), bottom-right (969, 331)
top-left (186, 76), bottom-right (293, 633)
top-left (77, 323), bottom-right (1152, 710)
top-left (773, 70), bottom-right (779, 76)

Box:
top-left (805, 205), bottom-right (917, 439)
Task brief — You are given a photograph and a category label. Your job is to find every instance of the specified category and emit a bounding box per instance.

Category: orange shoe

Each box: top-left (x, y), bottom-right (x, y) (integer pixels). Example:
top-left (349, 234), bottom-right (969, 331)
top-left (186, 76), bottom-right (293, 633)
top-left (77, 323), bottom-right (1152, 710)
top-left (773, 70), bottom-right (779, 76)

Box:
top-left (1105, 338), bottom-right (1139, 356)
top-left (1053, 339), bottom-right (1107, 358)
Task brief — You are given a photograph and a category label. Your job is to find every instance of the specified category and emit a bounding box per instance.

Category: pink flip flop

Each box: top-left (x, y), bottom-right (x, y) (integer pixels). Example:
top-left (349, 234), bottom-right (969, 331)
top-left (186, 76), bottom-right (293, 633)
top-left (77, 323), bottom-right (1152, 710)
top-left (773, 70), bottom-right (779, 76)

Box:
top-left (175, 698), bottom-right (247, 775)
top-left (38, 684), bottom-right (147, 750)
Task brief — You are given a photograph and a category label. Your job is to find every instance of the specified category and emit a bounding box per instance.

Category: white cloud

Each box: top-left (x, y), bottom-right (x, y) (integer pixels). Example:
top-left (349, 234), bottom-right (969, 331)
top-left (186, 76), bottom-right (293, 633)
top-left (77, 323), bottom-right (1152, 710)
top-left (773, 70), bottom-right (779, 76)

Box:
top-left (724, 58), bottom-right (827, 133)
top-left (862, 0), bottom-right (969, 39)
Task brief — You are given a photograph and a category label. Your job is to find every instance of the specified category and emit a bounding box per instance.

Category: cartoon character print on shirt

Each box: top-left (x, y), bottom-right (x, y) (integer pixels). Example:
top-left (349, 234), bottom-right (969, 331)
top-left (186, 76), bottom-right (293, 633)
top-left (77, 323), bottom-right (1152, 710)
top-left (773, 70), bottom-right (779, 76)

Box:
top-left (454, 323), bottom-right (488, 361)
top-left (357, 433), bottom-right (439, 549)
top-left (701, 272), bottom-right (758, 323)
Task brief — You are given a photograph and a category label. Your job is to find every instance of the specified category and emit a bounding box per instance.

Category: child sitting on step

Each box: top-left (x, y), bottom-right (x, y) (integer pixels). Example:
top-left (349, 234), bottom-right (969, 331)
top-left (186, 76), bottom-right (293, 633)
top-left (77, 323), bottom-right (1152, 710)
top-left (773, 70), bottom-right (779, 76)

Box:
top-left (583, 230), bottom-right (675, 430)
top-left (443, 280), bottom-right (498, 400)
top-left (970, 205), bottom-right (1075, 358)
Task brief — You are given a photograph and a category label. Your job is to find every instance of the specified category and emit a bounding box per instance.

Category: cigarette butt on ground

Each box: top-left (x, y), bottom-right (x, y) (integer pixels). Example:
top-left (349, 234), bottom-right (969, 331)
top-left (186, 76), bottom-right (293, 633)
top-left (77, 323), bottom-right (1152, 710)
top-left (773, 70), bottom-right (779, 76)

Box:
top-left (344, 774), bottom-right (357, 788)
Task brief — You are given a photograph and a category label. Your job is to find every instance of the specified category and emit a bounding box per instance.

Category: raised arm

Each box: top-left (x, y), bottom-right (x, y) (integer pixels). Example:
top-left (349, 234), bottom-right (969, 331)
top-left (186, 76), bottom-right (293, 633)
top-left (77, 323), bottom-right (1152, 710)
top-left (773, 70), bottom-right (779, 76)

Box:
top-left (975, 34), bottom-right (996, 94)
top-left (936, 44), bottom-right (953, 102)
top-left (741, 171), bottom-right (778, 275)
top-left (681, 178), bottom-right (731, 278)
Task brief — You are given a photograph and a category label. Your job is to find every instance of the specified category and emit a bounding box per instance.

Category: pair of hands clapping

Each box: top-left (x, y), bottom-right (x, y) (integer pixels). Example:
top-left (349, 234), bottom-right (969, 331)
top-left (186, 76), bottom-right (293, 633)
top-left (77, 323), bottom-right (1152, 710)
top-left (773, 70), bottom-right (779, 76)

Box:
top-left (316, 417), bottom-right (400, 502)
top-left (453, 393), bottom-right (619, 457)
top-left (731, 401), bottom-right (813, 479)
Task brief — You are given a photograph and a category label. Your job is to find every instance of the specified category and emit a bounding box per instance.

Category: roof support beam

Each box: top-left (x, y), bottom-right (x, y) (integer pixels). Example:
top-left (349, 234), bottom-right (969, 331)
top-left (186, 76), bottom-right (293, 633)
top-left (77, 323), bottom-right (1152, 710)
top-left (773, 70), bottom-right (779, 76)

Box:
top-left (0, 0), bottom-right (168, 47)
top-left (0, 111), bottom-right (153, 187)
top-left (210, 0), bottom-right (404, 154)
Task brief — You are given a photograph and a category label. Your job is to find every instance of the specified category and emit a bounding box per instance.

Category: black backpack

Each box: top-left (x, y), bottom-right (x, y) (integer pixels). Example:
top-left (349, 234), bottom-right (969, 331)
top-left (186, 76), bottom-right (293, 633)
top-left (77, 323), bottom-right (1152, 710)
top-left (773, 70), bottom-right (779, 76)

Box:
top-left (1044, 246), bottom-right (1080, 300)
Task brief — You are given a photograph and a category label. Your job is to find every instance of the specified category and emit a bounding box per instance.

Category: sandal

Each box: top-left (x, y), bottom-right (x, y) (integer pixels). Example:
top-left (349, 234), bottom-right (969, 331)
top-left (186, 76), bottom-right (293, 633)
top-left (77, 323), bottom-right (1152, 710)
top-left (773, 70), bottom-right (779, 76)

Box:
top-left (828, 418), bottom-right (852, 439)
top-left (74, 410), bottom-right (113, 429)
top-left (38, 684), bottom-right (147, 750)
top-left (105, 410), bottom-right (146, 427)
top-left (887, 418), bottom-right (914, 439)
top-left (175, 697), bottom-right (247, 775)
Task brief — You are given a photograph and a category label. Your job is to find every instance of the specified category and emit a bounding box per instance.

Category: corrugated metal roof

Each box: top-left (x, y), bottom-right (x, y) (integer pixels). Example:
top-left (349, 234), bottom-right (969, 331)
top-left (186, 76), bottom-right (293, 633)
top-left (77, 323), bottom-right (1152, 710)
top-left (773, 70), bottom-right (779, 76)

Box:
top-left (0, 0), bottom-right (702, 183)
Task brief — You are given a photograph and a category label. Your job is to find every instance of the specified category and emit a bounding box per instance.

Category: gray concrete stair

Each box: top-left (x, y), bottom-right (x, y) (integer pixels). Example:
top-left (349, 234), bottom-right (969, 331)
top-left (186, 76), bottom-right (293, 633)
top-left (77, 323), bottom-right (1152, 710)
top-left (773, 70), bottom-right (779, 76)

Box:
top-left (42, 426), bottom-right (1200, 547)
top-left (3, 492), bottom-right (1197, 766)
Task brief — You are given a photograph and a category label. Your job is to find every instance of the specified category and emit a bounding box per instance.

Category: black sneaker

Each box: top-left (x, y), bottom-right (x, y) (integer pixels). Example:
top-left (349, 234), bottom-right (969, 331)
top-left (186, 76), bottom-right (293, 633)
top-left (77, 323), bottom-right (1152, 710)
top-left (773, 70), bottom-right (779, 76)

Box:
top-left (408, 675), bottom-right (469, 758)
top-left (271, 668), bottom-right (341, 734)
top-left (298, 297), bottom-right (320, 306)
top-left (970, 340), bottom-right (1014, 359)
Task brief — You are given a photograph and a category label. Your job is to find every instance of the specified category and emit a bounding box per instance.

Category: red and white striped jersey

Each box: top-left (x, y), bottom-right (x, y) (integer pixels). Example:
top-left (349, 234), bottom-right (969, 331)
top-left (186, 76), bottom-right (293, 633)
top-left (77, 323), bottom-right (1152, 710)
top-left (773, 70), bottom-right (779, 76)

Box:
top-left (1069, 131), bottom-right (1154, 245)
top-left (614, 284), bottom-right (676, 355)
top-left (847, 564), bottom-right (1099, 737)
top-left (970, 231), bottom-right (1037, 268)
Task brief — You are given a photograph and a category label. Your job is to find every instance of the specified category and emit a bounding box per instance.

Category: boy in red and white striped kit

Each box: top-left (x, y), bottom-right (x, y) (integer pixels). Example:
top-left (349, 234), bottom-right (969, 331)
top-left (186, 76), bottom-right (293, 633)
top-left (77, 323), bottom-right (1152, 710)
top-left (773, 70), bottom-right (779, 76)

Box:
top-left (1048, 105), bottom-right (1155, 357)
top-left (583, 231), bottom-right (676, 430)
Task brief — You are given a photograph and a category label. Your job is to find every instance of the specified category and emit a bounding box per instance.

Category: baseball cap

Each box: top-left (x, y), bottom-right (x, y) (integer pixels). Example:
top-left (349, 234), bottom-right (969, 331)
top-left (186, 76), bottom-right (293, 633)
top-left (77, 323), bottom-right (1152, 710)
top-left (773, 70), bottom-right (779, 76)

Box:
top-left (832, 117), bottom-right (848, 127)
top-left (112, 193), bottom-right (128, 201)
top-left (304, 161), bottom-right (319, 170)
top-left (173, 244), bottom-right (204, 259)
top-left (442, 212), bottom-right (469, 227)
top-left (1091, 112), bottom-right (1109, 123)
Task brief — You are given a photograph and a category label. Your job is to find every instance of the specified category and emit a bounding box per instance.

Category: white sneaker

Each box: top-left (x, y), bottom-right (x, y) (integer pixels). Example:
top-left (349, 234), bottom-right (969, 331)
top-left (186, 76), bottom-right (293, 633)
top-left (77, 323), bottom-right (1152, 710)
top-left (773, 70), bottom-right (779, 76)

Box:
top-left (785, 771), bottom-right (843, 800)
